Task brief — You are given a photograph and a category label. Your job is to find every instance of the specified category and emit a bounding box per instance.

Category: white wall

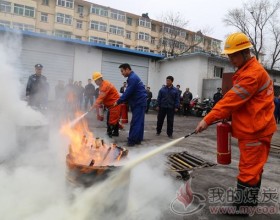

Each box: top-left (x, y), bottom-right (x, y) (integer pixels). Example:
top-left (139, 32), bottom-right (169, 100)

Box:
top-left (73, 45), bottom-right (103, 87)
top-left (151, 55), bottom-right (209, 99)
top-left (149, 54), bottom-right (234, 100)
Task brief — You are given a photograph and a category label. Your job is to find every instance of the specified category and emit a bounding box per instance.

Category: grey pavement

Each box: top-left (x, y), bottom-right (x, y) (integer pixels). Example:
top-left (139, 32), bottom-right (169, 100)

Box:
top-left (86, 110), bottom-right (280, 220)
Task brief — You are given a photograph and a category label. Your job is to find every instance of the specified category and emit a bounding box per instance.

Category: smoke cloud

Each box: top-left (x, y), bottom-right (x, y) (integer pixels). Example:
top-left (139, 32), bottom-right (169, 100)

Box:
top-left (0, 33), bottom-right (178, 220)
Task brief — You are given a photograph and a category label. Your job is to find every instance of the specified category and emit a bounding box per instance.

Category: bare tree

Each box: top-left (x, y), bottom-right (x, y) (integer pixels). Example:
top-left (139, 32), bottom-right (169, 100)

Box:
top-left (223, 0), bottom-right (280, 61)
top-left (158, 12), bottom-right (210, 56)
top-left (269, 20), bottom-right (280, 69)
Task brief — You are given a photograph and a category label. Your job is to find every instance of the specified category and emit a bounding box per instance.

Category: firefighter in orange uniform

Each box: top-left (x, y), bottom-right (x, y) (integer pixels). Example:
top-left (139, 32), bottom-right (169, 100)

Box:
top-left (90, 72), bottom-right (121, 138)
top-left (195, 32), bottom-right (277, 215)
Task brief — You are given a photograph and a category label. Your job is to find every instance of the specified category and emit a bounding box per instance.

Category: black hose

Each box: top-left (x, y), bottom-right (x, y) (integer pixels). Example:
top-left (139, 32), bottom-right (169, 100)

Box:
top-left (184, 119), bottom-right (226, 138)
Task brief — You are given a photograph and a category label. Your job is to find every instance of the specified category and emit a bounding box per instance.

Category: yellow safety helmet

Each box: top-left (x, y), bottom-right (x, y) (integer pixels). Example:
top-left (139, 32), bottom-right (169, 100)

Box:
top-left (92, 72), bottom-right (103, 81)
top-left (222, 32), bottom-right (252, 55)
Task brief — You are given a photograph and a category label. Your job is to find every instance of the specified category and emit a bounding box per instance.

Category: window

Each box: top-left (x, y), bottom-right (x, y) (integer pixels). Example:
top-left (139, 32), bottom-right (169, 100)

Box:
top-left (41, 13), bottom-right (48, 22)
top-left (125, 45), bottom-right (130, 48)
top-left (40, 29), bottom-right (47, 34)
top-left (110, 10), bottom-right (125, 21)
top-left (126, 17), bottom-right (132, 25)
top-left (179, 31), bottom-right (186, 37)
top-left (14, 4), bottom-right (35, 17)
top-left (75, 36), bottom-right (82, 40)
top-left (89, 36), bottom-right (106, 44)
top-left (14, 4), bottom-right (24, 16)
top-left (137, 32), bottom-right (150, 41)
top-left (76, 20), bottom-right (82, 29)
top-left (214, 66), bottom-right (224, 78)
top-left (138, 18), bottom-right (151, 28)
top-left (151, 37), bottom-right (155, 44)
top-left (211, 39), bottom-right (220, 48)
top-left (195, 34), bottom-right (204, 43)
top-left (57, 0), bottom-right (74, 8)
top-left (0, 20), bottom-right (10, 28)
top-left (13, 22), bottom-right (24, 30)
top-left (77, 5), bottom-right (83, 14)
top-left (0, 1), bottom-right (11, 13)
top-left (164, 26), bottom-right (180, 35)
top-left (151, 24), bottom-right (156, 32)
top-left (135, 46), bottom-right (149, 52)
top-left (42, 0), bottom-right (49, 5)
top-left (108, 40), bottom-right (123, 47)
top-left (90, 21), bottom-right (107, 31)
top-left (54, 30), bottom-right (72, 38)
top-left (13, 22), bottom-right (34, 31)
top-left (194, 46), bottom-right (203, 52)
top-left (56, 13), bottom-right (72, 25)
top-left (64, 14), bottom-right (72, 24)
top-left (90, 6), bottom-right (108, 17)
top-left (56, 13), bottom-right (64, 23)
top-left (24, 6), bottom-right (35, 17)
top-left (126, 31), bottom-right (131, 39)
top-left (109, 25), bottom-right (124, 36)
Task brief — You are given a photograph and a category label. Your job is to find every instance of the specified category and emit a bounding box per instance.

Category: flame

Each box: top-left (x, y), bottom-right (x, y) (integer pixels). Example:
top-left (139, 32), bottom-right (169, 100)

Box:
top-left (60, 112), bottom-right (127, 167)
top-left (60, 112), bottom-right (97, 165)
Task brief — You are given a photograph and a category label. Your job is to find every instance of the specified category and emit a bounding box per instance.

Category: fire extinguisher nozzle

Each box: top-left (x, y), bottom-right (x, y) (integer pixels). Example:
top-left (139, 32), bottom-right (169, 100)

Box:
top-left (184, 131), bottom-right (196, 138)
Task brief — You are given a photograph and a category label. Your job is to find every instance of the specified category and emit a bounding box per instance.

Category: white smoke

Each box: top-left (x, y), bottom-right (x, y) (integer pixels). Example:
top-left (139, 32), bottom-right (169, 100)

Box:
top-left (0, 33), bottom-right (178, 220)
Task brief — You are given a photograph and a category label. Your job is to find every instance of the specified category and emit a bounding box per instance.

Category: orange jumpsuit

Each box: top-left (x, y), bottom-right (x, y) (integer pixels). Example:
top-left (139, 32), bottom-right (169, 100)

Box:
top-left (204, 57), bottom-right (277, 185)
top-left (95, 80), bottom-right (121, 125)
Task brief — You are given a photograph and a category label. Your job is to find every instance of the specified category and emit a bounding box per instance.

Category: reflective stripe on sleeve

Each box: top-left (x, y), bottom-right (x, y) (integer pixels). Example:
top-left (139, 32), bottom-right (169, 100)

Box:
top-left (231, 84), bottom-right (250, 100)
top-left (258, 78), bottom-right (271, 93)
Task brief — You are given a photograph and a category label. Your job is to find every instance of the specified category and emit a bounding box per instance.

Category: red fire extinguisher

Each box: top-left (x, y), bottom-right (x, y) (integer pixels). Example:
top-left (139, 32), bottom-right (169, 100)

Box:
top-left (96, 104), bottom-right (104, 121)
top-left (217, 121), bottom-right (231, 165)
top-left (120, 104), bottom-right (128, 124)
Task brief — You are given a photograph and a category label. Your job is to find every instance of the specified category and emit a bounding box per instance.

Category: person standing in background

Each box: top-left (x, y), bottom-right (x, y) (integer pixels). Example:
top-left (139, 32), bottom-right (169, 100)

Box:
top-left (26, 64), bottom-right (48, 108)
top-left (119, 82), bottom-right (127, 94)
top-left (77, 81), bottom-right (85, 110)
top-left (146, 86), bottom-right (153, 114)
top-left (55, 80), bottom-right (65, 111)
top-left (84, 79), bottom-right (95, 111)
top-left (213, 87), bottom-right (223, 106)
top-left (156, 76), bottom-right (180, 138)
top-left (182, 88), bottom-right (193, 116)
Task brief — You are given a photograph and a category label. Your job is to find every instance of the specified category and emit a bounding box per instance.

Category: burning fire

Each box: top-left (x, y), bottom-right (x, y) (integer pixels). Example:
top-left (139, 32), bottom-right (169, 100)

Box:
top-left (60, 112), bottom-right (128, 167)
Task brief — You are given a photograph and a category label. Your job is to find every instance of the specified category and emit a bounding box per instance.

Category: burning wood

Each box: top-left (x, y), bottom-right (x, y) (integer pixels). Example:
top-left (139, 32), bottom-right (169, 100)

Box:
top-left (61, 115), bottom-right (128, 178)
top-left (67, 137), bottom-right (128, 167)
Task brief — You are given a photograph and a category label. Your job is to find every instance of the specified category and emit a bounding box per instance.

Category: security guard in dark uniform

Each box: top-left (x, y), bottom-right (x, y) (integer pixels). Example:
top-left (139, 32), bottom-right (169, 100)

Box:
top-left (213, 87), bottom-right (223, 107)
top-left (26, 64), bottom-right (48, 108)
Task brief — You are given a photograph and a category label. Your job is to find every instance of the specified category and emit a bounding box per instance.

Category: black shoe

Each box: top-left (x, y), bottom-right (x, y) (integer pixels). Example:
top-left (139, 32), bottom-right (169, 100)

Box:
top-left (156, 133), bottom-right (160, 136)
top-left (224, 179), bottom-right (260, 217)
top-left (135, 141), bottom-right (141, 145)
top-left (168, 135), bottom-right (173, 139)
top-left (126, 142), bottom-right (135, 147)
top-left (112, 133), bottom-right (119, 137)
top-left (107, 133), bottom-right (113, 138)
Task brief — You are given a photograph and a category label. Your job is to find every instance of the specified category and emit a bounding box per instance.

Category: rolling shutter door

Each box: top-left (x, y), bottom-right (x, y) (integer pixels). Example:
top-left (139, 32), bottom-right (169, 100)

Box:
top-left (20, 37), bottom-right (74, 100)
top-left (101, 51), bottom-right (149, 91)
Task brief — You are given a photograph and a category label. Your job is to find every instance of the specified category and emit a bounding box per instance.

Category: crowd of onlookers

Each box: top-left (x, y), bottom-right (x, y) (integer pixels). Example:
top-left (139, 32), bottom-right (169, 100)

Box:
top-left (54, 78), bottom-right (99, 112)
top-left (27, 63), bottom-right (280, 124)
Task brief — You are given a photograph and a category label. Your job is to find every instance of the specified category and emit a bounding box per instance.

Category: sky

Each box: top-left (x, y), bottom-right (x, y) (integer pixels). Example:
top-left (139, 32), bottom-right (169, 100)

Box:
top-left (87, 0), bottom-right (246, 41)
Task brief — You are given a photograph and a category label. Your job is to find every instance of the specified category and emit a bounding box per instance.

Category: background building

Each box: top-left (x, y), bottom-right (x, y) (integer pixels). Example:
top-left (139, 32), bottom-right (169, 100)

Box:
top-left (0, 0), bottom-right (222, 56)
top-left (0, 0), bottom-right (235, 102)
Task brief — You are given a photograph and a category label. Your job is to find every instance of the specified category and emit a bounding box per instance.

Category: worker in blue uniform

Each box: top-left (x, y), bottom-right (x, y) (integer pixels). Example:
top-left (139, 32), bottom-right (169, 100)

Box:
top-left (114, 63), bottom-right (147, 146)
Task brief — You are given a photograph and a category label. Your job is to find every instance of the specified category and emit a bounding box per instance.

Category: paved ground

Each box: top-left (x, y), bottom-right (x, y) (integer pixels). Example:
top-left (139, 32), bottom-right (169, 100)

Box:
top-left (85, 110), bottom-right (280, 220)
